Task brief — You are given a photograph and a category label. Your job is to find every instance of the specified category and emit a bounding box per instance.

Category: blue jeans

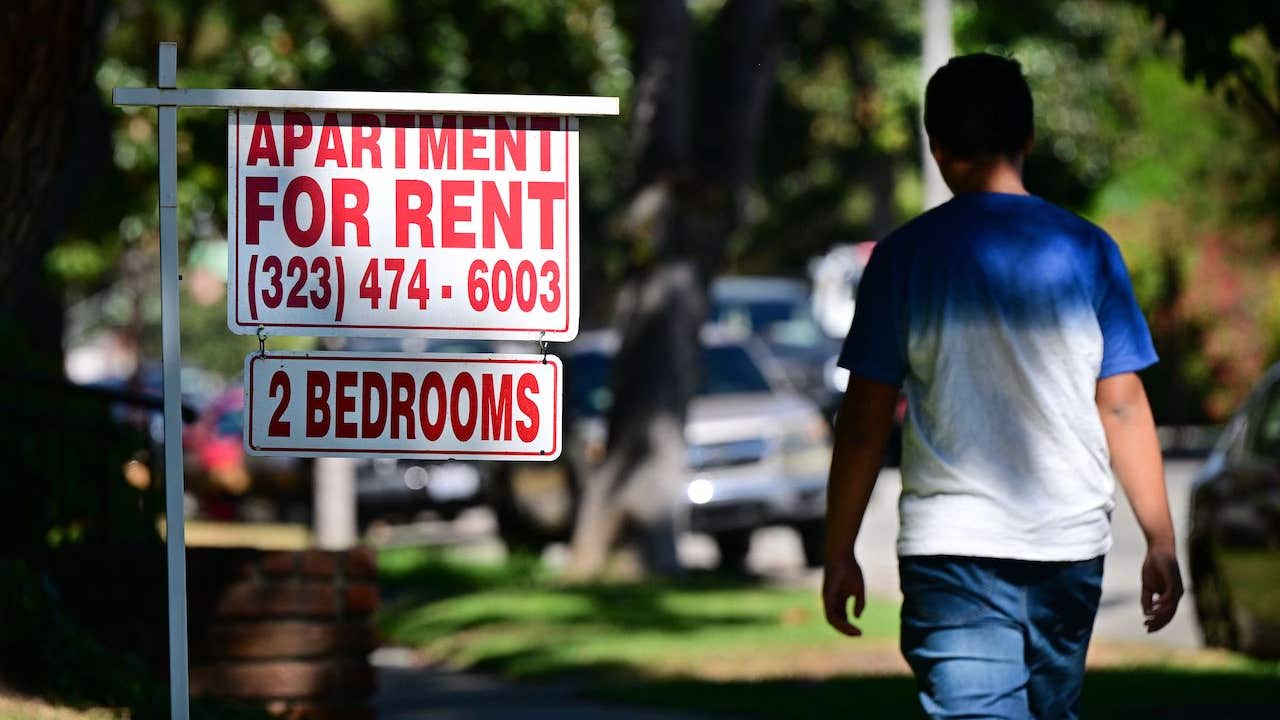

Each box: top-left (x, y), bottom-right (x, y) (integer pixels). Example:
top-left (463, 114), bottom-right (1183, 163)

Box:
top-left (899, 555), bottom-right (1104, 720)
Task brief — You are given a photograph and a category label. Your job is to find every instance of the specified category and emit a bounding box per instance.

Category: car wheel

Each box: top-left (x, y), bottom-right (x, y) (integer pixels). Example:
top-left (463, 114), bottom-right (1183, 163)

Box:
top-left (1191, 541), bottom-right (1239, 650)
top-left (713, 529), bottom-right (753, 572)
top-left (795, 518), bottom-right (825, 569)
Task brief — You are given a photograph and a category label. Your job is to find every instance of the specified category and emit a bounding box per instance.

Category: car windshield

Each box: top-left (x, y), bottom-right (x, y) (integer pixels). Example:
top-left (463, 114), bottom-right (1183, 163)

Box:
top-left (711, 298), bottom-right (825, 347)
top-left (711, 299), bottom-right (798, 329)
top-left (567, 344), bottom-right (771, 418)
top-left (701, 344), bottom-right (772, 395)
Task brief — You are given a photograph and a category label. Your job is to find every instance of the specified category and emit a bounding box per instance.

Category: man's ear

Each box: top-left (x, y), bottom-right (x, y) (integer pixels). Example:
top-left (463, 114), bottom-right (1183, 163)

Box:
top-left (1021, 132), bottom-right (1035, 157)
top-left (929, 139), bottom-right (946, 166)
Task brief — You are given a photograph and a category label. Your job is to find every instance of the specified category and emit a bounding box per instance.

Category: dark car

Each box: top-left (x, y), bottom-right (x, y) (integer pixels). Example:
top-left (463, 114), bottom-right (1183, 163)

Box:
top-left (340, 336), bottom-right (503, 527)
top-left (1189, 367), bottom-right (1280, 658)
top-left (356, 456), bottom-right (489, 527)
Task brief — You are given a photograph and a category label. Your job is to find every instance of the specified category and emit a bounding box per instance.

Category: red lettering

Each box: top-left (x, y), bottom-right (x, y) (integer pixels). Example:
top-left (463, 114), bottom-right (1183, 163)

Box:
top-left (482, 181), bottom-right (522, 249)
top-left (528, 181), bottom-right (565, 250)
top-left (420, 114), bottom-right (457, 169)
top-left (390, 372), bottom-right (415, 440)
top-left (419, 371), bottom-right (447, 441)
top-left (450, 372), bottom-right (478, 441)
top-left (245, 176), bottom-right (277, 245)
top-left (332, 178), bottom-right (370, 246)
top-left (306, 371), bottom-right (330, 437)
top-left (334, 370), bottom-right (357, 439)
top-left (462, 115), bottom-right (489, 171)
top-left (283, 177), bottom-right (325, 247)
top-left (283, 112), bottom-right (313, 166)
top-left (516, 373), bottom-right (540, 442)
top-left (530, 116), bottom-right (559, 172)
top-left (441, 180), bottom-right (475, 248)
top-left (314, 112), bottom-right (348, 167)
top-left (385, 113), bottom-right (414, 169)
top-left (246, 111), bottom-right (280, 166)
top-left (494, 117), bottom-right (526, 171)
top-left (267, 370), bottom-right (291, 437)
top-left (482, 374), bottom-right (513, 441)
top-left (350, 113), bottom-right (381, 168)
top-left (395, 179), bottom-right (434, 247)
top-left (361, 372), bottom-right (388, 438)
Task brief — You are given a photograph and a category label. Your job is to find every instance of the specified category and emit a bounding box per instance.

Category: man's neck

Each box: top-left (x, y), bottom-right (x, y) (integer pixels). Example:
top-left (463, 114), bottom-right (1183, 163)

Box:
top-left (943, 158), bottom-right (1029, 196)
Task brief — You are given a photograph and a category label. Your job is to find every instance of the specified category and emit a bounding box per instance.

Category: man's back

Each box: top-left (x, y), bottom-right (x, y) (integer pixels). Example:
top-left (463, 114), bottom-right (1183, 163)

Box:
top-left (841, 192), bottom-right (1156, 560)
top-left (822, 53), bottom-right (1181, 720)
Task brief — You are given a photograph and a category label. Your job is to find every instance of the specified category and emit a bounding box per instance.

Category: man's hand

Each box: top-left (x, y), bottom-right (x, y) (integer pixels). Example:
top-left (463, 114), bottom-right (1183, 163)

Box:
top-left (822, 377), bottom-right (897, 638)
top-left (1097, 373), bottom-right (1182, 634)
top-left (1141, 543), bottom-right (1183, 632)
top-left (823, 554), bottom-right (866, 636)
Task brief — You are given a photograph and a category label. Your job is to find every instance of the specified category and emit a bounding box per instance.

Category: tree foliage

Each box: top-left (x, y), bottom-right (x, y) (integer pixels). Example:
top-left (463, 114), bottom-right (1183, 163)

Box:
top-left (48, 1), bottom-right (1280, 421)
top-left (1140, 0), bottom-right (1280, 131)
top-left (978, 0), bottom-right (1280, 420)
top-left (0, 1), bottom-right (106, 367)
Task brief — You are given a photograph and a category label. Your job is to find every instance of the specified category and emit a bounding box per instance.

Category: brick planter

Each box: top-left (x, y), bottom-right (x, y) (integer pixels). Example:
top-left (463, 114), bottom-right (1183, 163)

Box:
top-left (187, 547), bottom-right (379, 720)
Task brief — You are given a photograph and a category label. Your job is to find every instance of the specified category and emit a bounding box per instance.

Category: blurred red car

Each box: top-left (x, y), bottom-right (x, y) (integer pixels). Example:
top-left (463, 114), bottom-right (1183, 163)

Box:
top-left (184, 388), bottom-right (305, 521)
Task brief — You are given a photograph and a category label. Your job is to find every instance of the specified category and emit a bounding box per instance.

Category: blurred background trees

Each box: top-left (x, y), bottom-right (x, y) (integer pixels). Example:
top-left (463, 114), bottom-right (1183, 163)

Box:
top-left (4, 0), bottom-right (1276, 574)
top-left (6, 0), bottom-right (1280, 709)
top-left (1, 1), bottom-right (106, 369)
top-left (2, 0), bottom-right (1269, 571)
top-left (34, 0), bottom-right (1277, 426)
top-left (568, 0), bottom-right (780, 574)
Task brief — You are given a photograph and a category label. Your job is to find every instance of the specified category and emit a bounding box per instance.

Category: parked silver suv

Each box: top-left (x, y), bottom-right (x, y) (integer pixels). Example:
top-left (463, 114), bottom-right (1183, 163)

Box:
top-left (488, 327), bottom-right (832, 569)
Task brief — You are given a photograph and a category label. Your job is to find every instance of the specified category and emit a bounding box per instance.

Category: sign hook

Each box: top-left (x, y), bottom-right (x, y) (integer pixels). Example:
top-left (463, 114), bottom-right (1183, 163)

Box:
top-left (538, 331), bottom-right (548, 364)
top-left (257, 325), bottom-right (267, 358)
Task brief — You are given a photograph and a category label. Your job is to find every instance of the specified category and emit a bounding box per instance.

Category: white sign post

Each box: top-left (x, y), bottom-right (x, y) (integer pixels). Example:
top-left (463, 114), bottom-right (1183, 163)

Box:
top-left (113, 43), bottom-right (617, 719)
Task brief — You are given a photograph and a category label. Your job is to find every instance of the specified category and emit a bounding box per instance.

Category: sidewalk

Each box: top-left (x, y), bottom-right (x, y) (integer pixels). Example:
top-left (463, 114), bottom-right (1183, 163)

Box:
top-left (373, 648), bottom-right (725, 720)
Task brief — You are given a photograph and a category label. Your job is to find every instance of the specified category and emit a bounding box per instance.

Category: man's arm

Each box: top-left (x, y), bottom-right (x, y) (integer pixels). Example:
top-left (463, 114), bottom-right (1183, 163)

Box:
top-left (1097, 372), bottom-right (1183, 632)
top-left (822, 376), bottom-right (899, 636)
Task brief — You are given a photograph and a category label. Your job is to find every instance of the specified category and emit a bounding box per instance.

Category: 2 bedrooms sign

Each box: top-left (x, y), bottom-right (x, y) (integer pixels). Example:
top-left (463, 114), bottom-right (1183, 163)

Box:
top-left (245, 351), bottom-right (561, 460)
top-left (226, 110), bottom-right (579, 340)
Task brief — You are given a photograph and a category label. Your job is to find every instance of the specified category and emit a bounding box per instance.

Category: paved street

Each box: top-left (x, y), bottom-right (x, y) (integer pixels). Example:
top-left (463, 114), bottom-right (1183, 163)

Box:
top-left (374, 648), bottom-right (718, 720)
top-left (702, 458), bottom-right (1203, 648)
top-left (379, 459), bottom-right (1207, 649)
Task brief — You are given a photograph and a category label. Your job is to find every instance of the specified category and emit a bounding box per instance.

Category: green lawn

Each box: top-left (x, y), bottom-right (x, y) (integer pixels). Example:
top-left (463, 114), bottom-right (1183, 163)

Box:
top-left (0, 696), bottom-right (119, 720)
top-left (377, 546), bottom-right (1280, 719)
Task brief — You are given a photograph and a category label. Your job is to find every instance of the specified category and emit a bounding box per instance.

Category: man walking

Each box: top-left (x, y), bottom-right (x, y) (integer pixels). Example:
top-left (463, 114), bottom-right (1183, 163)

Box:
top-left (823, 53), bottom-right (1182, 719)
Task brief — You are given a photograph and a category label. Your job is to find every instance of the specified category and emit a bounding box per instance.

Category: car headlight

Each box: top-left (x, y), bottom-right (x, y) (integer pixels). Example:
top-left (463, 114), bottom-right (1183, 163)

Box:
top-left (686, 477), bottom-right (715, 505)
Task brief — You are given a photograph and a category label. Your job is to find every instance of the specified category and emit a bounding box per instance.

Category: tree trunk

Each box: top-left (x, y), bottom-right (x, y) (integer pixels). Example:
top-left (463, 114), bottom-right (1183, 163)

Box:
top-left (569, 0), bottom-right (779, 576)
top-left (0, 1), bottom-right (105, 365)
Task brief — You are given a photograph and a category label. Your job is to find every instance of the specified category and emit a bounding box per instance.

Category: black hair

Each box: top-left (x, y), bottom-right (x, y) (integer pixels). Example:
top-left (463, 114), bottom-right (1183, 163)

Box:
top-left (924, 53), bottom-right (1033, 159)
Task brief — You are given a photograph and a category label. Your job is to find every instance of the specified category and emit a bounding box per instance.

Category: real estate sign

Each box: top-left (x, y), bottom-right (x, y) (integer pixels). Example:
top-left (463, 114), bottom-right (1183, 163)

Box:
top-left (244, 350), bottom-right (562, 460)
top-left (226, 110), bottom-right (580, 341)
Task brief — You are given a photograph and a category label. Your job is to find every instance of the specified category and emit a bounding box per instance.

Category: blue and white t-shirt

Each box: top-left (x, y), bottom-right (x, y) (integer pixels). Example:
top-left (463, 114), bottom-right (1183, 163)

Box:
top-left (839, 192), bottom-right (1157, 561)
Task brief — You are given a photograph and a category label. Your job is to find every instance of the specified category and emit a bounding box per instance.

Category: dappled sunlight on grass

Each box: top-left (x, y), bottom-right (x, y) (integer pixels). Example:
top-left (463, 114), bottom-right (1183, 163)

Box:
top-left (0, 694), bottom-right (122, 720)
top-left (165, 520), bottom-right (312, 549)
top-left (377, 546), bottom-right (900, 680)
top-left (377, 546), bottom-right (1280, 718)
